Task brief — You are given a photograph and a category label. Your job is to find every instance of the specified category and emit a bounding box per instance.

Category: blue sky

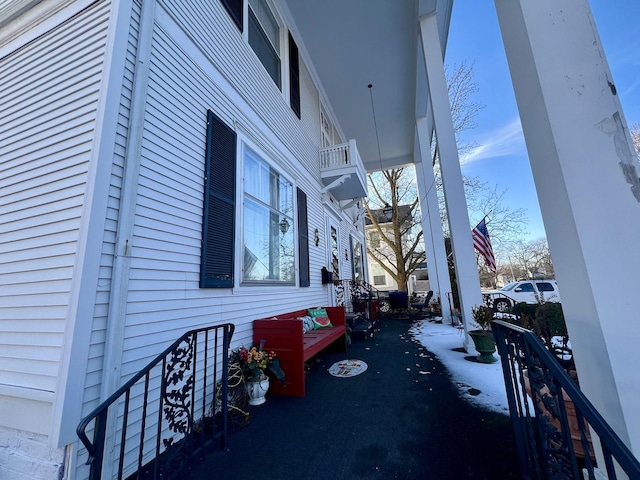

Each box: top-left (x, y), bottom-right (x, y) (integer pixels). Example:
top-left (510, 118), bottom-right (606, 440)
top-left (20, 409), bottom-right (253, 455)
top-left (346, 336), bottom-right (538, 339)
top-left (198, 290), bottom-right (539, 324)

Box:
top-left (445, 0), bottom-right (640, 241)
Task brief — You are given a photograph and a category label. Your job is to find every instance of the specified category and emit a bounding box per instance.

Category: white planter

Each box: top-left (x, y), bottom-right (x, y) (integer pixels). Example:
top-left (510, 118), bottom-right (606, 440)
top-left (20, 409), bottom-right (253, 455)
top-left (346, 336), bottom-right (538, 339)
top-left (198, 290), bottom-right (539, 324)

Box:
top-left (246, 376), bottom-right (270, 406)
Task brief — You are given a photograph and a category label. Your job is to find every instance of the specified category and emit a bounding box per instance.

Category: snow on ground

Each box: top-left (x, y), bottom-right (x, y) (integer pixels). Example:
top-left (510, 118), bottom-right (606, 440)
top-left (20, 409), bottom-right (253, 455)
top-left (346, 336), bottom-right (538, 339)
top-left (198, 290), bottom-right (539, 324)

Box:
top-left (409, 318), bottom-right (510, 416)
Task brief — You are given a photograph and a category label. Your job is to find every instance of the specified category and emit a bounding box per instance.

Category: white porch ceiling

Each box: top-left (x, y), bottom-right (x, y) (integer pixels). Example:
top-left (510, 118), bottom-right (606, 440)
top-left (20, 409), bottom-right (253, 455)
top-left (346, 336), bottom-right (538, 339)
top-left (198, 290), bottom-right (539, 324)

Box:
top-left (284, 0), bottom-right (453, 173)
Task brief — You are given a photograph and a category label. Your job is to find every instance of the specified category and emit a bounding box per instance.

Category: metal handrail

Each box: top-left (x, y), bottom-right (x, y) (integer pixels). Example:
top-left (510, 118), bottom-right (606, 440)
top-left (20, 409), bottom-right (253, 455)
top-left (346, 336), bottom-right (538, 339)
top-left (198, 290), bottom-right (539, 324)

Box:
top-left (492, 320), bottom-right (640, 479)
top-left (77, 323), bottom-right (235, 480)
top-left (334, 279), bottom-right (379, 311)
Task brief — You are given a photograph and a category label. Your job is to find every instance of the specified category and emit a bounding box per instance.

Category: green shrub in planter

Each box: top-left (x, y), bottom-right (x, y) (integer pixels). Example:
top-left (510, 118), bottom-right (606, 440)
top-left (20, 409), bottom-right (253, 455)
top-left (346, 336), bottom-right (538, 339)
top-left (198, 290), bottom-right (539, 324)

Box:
top-left (513, 302), bottom-right (537, 324)
top-left (508, 302), bottom-right (568, 355)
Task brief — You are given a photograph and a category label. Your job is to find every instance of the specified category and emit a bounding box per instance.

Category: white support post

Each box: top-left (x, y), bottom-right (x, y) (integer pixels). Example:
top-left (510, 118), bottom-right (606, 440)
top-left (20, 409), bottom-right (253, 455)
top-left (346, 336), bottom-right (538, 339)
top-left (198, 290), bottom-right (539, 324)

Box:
top-left (419, 13), bottom-right (483, 350)
top-left (494, 0), bottom-right (640, 455)
top-left (415, 117), bottom-right (452, 324)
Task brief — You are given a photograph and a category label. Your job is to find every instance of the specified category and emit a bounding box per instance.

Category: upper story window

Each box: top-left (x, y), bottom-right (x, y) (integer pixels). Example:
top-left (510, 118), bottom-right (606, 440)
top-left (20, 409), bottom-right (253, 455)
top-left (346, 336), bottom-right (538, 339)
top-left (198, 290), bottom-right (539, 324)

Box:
top-left (243, 147), bottom-right (294, 284)
top-left (220, 0), bottom-right (300, 116)
top-left (369, 231), bottom-right (381, 249)
top-left (248, 0), bottom-right (281, 88)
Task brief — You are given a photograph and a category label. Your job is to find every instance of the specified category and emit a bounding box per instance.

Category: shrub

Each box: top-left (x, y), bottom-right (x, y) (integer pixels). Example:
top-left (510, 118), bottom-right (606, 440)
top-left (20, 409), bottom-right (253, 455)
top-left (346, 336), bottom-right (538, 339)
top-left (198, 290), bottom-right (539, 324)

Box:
top-left (472, 304), bottom-right (495, 331)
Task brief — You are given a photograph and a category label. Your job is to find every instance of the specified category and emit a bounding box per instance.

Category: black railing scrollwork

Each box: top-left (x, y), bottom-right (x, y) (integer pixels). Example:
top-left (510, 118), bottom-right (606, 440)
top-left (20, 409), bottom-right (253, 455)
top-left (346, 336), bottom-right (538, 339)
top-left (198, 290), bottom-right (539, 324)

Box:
top-left (334, 280), bottom-right (378, 311)
top-left (492, 320), bottom-right (640, 479)
top-left (77, 323), bottom-right (235, 480)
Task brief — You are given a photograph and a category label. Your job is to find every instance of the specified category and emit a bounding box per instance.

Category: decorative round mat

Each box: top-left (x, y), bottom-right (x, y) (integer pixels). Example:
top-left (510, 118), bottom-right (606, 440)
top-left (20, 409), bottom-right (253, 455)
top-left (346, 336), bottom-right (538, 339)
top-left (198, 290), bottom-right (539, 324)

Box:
top-left (328, 359), bottom-right (368, 378)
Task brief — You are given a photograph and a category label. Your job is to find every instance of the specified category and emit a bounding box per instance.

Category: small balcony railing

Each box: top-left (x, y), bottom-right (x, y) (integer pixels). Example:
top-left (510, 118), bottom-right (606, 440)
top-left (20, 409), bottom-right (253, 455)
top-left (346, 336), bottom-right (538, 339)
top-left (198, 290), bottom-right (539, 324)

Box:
top-left (77, 323), bottom-right (235, 480)
top-left (320, 140), bottom-right (368, 201)
top-left (492, 320), bottom-right (640, 479)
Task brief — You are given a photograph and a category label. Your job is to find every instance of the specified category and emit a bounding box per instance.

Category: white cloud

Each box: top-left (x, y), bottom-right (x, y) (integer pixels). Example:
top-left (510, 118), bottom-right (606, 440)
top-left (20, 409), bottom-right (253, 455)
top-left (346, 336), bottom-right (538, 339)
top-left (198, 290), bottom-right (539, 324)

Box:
top-left (461, 117), bottom-right (526, 164)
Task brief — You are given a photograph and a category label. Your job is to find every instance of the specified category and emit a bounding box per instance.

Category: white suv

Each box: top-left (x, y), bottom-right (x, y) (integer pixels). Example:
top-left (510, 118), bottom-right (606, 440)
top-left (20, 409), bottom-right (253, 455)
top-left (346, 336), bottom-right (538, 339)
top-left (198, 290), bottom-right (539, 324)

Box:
top-left (482, 279), bottom-right (561, 312)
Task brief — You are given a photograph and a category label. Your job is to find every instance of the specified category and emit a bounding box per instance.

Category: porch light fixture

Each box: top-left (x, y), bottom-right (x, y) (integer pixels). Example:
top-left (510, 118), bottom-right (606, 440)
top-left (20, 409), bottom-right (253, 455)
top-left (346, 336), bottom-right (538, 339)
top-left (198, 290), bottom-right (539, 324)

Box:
top-left (279, 218), bottom-right (290, 234)
top-left (383, 203), bottom-right (393, 222)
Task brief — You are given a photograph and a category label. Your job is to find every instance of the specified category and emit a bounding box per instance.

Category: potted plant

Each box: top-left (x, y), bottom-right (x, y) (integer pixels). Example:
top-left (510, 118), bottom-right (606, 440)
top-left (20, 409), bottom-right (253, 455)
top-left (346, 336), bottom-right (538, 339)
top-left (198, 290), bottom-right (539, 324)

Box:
top-left (234, 340), bottom-right (285, 405)
top-left (468, 305), bottom-right (498, 363)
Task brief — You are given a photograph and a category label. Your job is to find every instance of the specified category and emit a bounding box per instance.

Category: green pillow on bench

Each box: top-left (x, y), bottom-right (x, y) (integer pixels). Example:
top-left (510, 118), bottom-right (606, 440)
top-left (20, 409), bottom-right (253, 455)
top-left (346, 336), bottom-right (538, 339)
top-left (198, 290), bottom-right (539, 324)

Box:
top-left (307, 308), bottom-right (333, 329)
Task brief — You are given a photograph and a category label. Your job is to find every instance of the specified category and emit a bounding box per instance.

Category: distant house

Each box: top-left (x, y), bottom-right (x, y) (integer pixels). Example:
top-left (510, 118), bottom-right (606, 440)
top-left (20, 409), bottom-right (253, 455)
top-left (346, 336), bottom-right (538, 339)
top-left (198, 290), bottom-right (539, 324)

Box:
top-left (364, 205), bottom-right (420, 292)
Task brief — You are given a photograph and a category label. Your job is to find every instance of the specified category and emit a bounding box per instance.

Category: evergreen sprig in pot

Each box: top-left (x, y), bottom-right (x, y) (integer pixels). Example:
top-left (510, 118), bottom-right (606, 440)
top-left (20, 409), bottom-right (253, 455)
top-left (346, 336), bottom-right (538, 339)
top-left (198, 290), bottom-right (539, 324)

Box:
top-left (469, 305), bottom-right (498, 363)
top-left (236, 340), bottom-right (285, 405)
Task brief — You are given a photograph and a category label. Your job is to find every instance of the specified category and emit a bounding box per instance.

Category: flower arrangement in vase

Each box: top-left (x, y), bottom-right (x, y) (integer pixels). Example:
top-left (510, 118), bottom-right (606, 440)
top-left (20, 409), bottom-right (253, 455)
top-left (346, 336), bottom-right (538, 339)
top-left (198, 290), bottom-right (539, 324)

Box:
top-left (236, 340), bottom-right (285, 383)
top-left (233, 340), bottom-right (285, 405)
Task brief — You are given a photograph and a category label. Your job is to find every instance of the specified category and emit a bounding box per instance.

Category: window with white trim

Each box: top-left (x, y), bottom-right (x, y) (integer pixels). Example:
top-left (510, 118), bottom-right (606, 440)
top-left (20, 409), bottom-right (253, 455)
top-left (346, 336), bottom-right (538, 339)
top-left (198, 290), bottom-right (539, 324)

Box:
top-left (371, 264), bottom-right (386, 286)
top-left (220, 0), bottom-right (301, 117)
top-left (248, 0), bottom-right (281, 88)
top-left (243, 147), bottom-right (294, 283)
top-left (370, 231), bottom-right (381, 249)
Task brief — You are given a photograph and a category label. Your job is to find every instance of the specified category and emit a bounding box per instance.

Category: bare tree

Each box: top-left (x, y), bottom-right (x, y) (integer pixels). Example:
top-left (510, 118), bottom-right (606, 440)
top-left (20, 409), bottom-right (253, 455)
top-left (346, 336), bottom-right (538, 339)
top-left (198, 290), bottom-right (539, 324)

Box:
top-left (445, 62), bottom-right (484, 158)
top-left (365, 169), bottom-right (424, 292)
top-left (506, 238), bottom-right (554, 280)
top-left (468, 184), bottom-right (529, 256)
top-left (365, 62), bottom-right (525, 292)
top-left (431, 63), bottom-right (528, 265)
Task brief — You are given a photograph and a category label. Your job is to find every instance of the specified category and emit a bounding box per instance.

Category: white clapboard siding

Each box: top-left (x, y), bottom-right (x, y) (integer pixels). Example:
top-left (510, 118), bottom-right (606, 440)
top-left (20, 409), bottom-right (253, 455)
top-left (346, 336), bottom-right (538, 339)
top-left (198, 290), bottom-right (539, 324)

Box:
top-left (77, 5), bottom-right (352, 475)
top-left (81, 0), bottom-right (142, 419)
top-left (0, 0), bottom-right (39, 26)
top-left (298, 56), bottom-right (323, 154)
top-left (0, 1), bottom-right (110, 411)
top-left (160, 0), bottom-right (321, 176)
top-left (107, 18), bottom-right (326, 378)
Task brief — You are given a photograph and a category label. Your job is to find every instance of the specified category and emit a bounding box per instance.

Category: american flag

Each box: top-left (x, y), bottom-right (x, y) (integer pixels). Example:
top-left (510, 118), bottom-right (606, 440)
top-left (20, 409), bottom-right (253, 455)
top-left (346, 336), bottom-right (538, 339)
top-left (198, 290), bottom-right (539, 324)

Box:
top-left (472, 219), bottom-right (496, 271)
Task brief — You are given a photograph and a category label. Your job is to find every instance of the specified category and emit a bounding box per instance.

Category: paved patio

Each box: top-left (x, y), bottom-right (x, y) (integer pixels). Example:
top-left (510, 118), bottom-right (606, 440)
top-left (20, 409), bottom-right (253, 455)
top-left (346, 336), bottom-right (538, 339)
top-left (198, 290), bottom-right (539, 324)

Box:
top-left (185, 316), bottom-right (521, 479)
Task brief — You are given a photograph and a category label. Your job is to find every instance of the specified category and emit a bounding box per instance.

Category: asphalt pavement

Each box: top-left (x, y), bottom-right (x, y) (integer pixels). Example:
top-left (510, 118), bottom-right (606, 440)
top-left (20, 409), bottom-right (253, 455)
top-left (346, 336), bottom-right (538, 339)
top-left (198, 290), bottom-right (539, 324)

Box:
top-left (185, 316), bottom-right (521, 480)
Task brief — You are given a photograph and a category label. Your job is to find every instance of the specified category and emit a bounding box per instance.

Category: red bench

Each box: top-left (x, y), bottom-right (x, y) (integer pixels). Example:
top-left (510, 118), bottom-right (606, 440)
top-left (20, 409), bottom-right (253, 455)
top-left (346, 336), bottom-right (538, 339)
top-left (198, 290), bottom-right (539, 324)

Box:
top-left (253, 306), bottom-right (348, 397)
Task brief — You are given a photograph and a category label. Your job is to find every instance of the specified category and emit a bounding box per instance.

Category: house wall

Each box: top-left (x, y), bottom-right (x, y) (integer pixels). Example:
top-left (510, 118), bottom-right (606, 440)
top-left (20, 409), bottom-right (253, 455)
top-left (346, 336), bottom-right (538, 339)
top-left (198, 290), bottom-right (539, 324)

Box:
top-left (72, 0), bottom-right (364, 477)
top-left (79, 0), bottom-right (141, 450)
top-left (0, 1), bottom-right (114, 478)
top-left (1, 0), bottom-right (365, 477)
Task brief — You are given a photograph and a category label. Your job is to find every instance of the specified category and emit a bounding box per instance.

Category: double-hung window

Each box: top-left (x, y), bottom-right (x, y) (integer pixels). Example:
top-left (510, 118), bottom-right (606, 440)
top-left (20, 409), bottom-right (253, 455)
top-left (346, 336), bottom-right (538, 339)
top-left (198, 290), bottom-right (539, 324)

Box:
top-left (243, 147), bottom-right (294, 283)
top-left (220, 0), bottom-right (300, 116)
top-left (372, 264), bottom-right (387, 286)
top-left (248, 0), bottom-right (281, 88)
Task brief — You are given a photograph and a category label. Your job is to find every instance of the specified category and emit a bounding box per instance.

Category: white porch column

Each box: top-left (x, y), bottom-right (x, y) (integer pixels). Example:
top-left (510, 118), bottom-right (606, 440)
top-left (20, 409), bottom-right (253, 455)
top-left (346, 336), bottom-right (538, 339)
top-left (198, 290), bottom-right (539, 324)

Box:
top-left (495, 0), bottom-right (640, 455)
top-left (415, 117), bottom-right (452, 325)
top-left (419, 13), bottom-right (483, 349)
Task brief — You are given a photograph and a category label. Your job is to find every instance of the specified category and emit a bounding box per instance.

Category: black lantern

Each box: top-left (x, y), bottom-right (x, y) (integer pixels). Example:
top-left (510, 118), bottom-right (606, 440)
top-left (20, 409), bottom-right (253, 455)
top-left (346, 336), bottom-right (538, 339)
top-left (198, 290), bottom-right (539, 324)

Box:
top-left (279, 218), bottom-right (290, 234)
top-left (383, 203), bottom-right (393, 222)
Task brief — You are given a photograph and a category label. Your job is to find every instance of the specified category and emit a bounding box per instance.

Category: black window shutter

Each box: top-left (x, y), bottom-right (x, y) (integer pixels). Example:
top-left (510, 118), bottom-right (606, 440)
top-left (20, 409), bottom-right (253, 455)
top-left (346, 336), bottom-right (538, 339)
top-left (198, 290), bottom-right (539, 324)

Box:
top-left (289, 32), bottom-right (301, 118)
top-left (201, 110), bottom-right (236, 288)
top-left (297, 187), bottom-right (310, 287)
top-left (221, 0), bottom-right (243, 32)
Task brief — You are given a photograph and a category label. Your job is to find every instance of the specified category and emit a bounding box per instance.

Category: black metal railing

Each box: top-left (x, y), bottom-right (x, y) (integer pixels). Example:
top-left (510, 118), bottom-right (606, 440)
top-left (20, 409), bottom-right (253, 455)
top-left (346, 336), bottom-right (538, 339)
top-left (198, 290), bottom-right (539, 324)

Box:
top-left (492, 320), bottom-right (640, 479)
top-left (334, 279), bottom-right (380, 319)
top-left (77, 323), bottom-right (235, 480)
